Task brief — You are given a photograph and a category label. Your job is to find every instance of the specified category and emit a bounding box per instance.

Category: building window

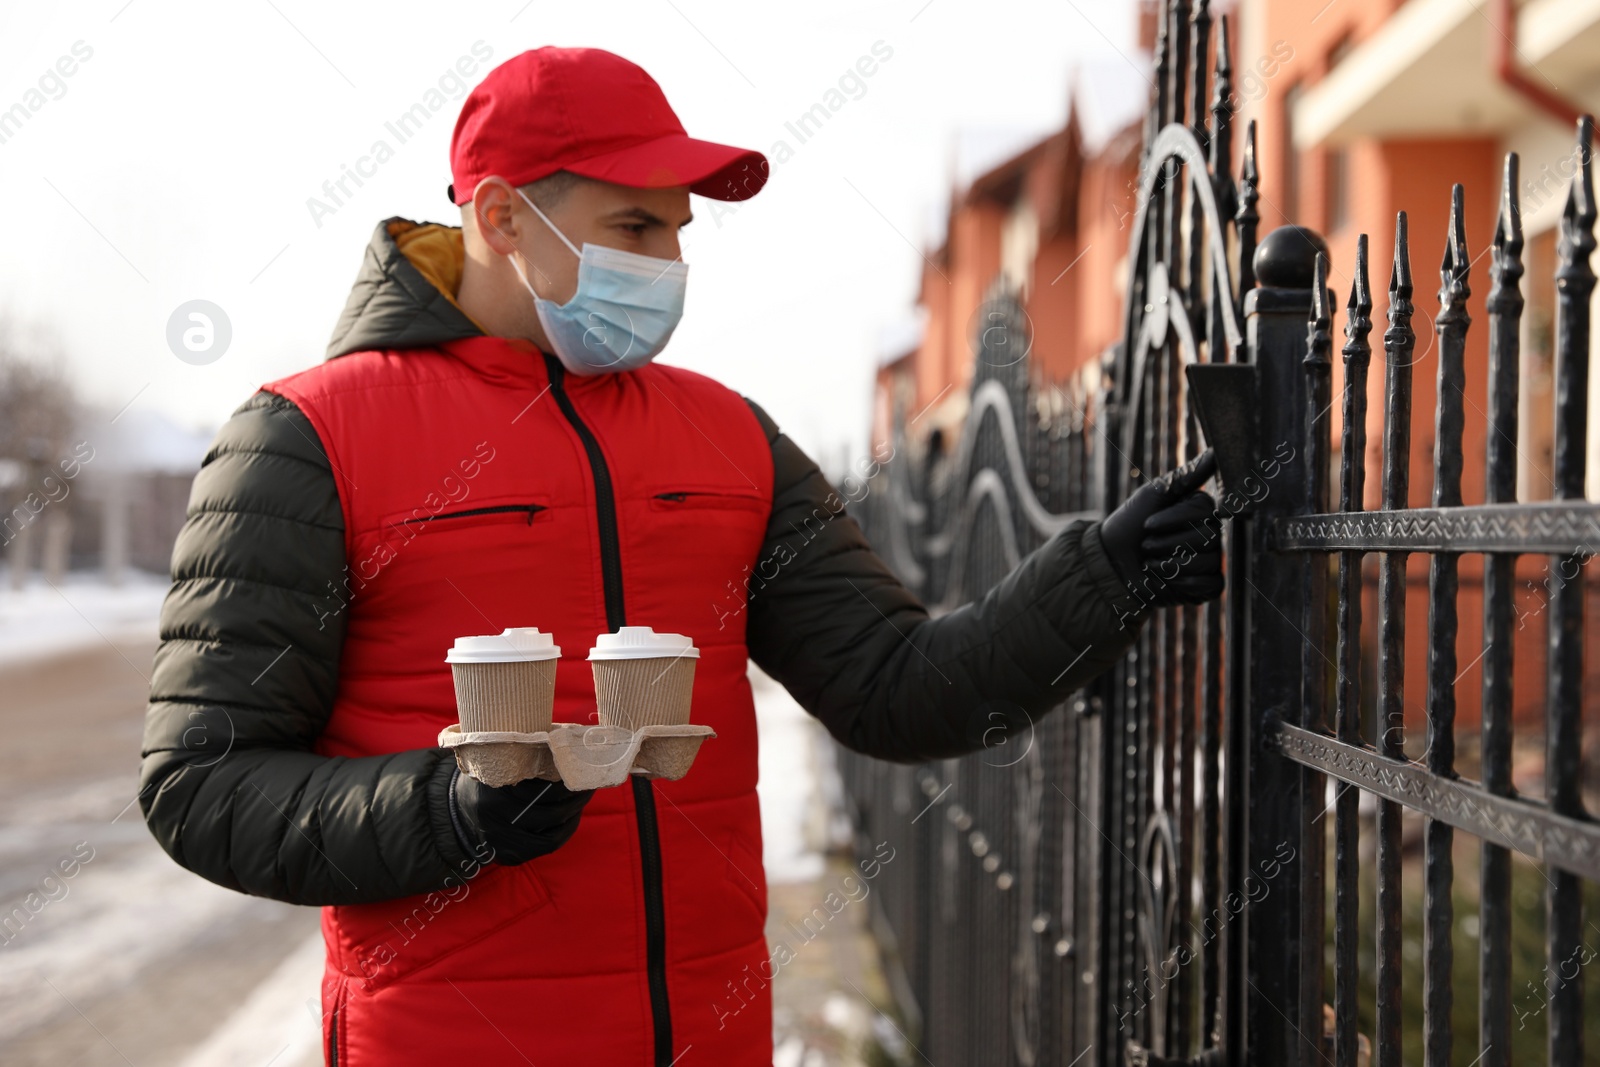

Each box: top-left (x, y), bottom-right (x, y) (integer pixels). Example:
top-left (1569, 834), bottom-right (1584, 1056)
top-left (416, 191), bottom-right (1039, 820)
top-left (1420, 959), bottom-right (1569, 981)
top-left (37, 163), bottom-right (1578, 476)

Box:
top-left (1326, 145), bottom-right (1350, 232)
top-left (1322, 35), bottom-right (1355, 235)
top-left (1282, 83), bottom-right (1302, 222)
top-left (1327, 33), bottom-right (1355, 71)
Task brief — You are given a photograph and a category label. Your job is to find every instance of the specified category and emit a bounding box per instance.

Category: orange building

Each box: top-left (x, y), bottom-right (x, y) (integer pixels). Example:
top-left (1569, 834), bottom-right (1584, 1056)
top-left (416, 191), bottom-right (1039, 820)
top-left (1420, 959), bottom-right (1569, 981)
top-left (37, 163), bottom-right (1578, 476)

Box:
top-left (870, 97), bottom-right (1143, 457)
top-left (872, 0), bottom-right (1600, 736)
top-left (1236, 0), bottom-right (1600, 737)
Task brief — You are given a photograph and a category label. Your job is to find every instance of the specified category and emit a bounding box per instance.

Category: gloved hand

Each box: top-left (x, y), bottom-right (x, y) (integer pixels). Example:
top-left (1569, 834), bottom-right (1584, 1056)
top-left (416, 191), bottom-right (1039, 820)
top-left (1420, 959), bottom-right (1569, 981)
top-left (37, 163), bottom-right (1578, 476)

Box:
top-left (1097, 448), bottom-right (1225, 610)
top-left (447, 766), bottom-right (595, 867)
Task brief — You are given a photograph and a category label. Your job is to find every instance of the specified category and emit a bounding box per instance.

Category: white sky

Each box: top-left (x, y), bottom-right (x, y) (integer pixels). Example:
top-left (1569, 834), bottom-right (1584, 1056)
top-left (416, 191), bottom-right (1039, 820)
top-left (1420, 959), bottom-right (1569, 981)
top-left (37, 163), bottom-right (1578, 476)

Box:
top-left (1, 0), bottom-right (1145, 469)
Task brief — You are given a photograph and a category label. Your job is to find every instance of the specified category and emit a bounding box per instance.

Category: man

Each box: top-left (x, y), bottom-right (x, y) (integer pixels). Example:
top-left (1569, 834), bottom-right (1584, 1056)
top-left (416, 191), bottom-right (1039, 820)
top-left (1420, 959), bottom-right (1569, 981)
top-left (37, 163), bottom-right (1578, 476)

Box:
top-left (139, 46), bottom-right (1222, 1066)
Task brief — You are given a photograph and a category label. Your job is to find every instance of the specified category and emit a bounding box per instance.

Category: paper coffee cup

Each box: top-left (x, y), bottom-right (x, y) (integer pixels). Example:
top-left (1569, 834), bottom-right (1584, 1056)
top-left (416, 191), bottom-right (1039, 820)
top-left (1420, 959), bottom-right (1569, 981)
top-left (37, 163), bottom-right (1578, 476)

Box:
top-left (446, 628), bottom-right (560, 733)
top-left (588, 627), bottom-right (698, 730)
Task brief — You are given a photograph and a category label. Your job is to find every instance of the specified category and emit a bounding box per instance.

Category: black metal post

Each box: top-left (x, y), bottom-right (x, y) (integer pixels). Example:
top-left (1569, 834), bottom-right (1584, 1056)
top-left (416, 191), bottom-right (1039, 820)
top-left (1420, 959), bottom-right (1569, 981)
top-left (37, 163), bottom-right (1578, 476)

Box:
top-left (1239, 224), bottom-right (1325, 1067)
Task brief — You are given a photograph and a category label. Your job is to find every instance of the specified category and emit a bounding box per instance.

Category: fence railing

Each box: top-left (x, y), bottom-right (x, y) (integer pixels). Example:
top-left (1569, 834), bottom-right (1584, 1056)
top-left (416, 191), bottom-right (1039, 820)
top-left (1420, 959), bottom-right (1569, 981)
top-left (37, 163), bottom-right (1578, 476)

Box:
top-left (840, 2), bottom-right (1600, 1065)
top-left (848, 290), bottom-right (1109, 1065)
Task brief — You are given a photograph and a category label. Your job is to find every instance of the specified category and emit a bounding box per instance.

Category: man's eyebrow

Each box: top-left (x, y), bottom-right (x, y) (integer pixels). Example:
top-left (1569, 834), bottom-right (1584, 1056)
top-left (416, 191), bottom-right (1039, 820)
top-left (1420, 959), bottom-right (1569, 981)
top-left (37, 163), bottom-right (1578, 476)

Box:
top-left (608, 206), bottom-right (693, 228)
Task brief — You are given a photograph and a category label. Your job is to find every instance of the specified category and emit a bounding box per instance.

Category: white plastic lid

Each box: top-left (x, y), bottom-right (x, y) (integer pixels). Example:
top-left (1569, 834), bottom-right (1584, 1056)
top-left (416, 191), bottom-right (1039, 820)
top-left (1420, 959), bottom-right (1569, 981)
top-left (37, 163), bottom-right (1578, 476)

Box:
top-left (445, 627), bottom-right (561, 663)
top-left (587, 625), bottom-right (699, 661)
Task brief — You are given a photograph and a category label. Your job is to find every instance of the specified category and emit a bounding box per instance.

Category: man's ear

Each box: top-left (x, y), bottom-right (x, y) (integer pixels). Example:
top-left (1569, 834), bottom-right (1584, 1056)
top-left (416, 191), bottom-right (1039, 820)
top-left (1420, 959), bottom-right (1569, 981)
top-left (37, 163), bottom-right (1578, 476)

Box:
top-left (471, 176), bottom-right (521, 255)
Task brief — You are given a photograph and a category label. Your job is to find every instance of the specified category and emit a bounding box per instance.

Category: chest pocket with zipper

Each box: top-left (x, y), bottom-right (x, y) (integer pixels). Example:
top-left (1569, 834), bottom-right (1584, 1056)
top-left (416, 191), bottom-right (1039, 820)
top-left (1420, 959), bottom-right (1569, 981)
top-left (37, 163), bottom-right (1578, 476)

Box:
top-left (352, 498), bottom-right (556, 571)
top-left (340, 496), bottom-right (562, 632)
top-left (390, 501), bottom-right (551, 531)
top-left (647, 488), bottom-right (768, 513)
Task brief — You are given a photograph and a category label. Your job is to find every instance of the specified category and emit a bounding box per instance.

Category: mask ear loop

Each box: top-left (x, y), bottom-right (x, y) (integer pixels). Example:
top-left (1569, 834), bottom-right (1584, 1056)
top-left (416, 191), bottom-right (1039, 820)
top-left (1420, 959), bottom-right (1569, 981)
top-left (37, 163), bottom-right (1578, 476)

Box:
top-left (515, 187), bottom-right (582, 258)
top-left (507, 187), bottom-right (581, 302)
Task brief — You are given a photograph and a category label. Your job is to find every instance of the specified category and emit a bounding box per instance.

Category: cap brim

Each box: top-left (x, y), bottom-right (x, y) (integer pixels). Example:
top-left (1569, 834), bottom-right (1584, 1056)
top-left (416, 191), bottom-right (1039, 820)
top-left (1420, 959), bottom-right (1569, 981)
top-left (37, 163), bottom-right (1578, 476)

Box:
top-left (563, 132), bottom-right (769, 202)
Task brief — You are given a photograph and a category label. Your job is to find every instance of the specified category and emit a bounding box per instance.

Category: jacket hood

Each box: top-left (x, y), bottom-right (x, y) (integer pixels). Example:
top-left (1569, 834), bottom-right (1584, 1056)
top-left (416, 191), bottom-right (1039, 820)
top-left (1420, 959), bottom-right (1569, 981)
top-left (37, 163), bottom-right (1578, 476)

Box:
top-left (326, 218), bottom-right (489, 360)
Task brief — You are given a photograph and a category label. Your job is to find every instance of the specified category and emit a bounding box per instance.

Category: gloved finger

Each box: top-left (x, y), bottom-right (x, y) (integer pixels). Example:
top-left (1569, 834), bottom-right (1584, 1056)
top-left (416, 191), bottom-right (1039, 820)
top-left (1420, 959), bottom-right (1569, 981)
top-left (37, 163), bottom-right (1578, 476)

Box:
top-left (1146, 546), bottom-right (1222, 575)
top-left (1142, 529), bottom-right (1213, 557)
top-left (1141, 521), bottom-right (1222, 556)
top-left (501, 775), bottom-right (589, 801)
top-left (1154, 448), bottom-right (1217, 500)
top-left (1143, 490), bottom-right (1218, 534)
top-left (505, 783), bottom-right (593, 823)
top-left (1141, 553), bottom-right (1222, 590)
top-left (462, 774), bottom-right (593, 824)
top-left (493, 811), bottom-right (587, 866)
top-left (1152, 572), bottom-right (1222, 604)
top-left (1157, 573), bottom-right (1226, 604)
top-left (508, 805), bottom-right (586, 843)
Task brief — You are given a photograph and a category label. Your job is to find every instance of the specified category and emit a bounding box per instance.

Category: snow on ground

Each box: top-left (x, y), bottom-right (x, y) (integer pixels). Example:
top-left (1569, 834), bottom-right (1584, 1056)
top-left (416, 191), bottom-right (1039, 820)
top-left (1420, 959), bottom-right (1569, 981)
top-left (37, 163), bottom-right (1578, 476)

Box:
top-left (0, 569), bottom-right (168, 670)
top-left (130, 662), bottom-right (839, 1063)
top-left (0, 568), bottom-right (838, 896)
top-left (173, 932), bottom-right (327, 1067)
top-left (0, 573), bottom-right (841, 1060)
top-left (0, 836), bottom-right (295, 1042)
top-left (752, 661), bottom-right (832, 885)
top-left (0, 569), bottom-right (837, 894)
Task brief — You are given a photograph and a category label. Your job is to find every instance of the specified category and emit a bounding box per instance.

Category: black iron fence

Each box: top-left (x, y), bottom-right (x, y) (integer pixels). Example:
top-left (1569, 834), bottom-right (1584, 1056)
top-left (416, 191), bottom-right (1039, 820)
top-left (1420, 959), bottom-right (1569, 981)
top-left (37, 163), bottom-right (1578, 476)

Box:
top-left (840, 2), bottom-right (1600, 1065)
top-left (848, 297), bottom-right (1105, 1066)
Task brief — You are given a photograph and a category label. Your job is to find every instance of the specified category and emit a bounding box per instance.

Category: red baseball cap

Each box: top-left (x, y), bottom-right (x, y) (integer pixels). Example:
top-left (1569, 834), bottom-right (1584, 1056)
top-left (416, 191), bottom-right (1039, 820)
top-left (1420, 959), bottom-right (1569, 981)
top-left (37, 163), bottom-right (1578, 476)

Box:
top-left (448, 47), bottom-right (769, 205)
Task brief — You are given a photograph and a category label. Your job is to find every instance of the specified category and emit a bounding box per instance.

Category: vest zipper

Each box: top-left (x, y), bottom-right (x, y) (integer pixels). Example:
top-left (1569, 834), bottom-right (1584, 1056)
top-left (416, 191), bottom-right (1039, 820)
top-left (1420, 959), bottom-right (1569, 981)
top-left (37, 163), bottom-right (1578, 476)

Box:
top-left (543, 354), bottom-right (674, 1066)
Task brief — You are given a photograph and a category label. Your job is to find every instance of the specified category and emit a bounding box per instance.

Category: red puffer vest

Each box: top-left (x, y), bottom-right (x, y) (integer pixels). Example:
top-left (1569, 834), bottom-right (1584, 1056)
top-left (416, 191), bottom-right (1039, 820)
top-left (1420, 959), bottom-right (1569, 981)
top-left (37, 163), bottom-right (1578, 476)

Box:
top-left (265, 335), bottom-right (774, 1066)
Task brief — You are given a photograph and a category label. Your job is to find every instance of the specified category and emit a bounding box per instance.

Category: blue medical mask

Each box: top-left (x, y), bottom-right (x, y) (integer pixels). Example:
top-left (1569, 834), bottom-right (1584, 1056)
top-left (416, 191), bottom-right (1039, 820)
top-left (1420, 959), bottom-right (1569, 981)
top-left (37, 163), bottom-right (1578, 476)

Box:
top-left (509, 187), bottom-right (689, 375)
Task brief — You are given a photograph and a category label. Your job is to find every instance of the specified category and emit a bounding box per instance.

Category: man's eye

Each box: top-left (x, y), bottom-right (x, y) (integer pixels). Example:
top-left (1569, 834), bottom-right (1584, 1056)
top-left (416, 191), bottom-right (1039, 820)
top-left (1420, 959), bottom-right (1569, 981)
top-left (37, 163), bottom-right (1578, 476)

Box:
top-left (621, 223), bottom-right (647, 236)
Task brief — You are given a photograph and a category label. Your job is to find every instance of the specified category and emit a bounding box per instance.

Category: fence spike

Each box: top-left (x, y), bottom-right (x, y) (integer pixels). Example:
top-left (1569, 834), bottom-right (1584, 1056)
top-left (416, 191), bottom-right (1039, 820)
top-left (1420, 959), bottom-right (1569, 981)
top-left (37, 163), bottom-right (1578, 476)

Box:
top-left (1422, 184), bottom-right (1471, 1067)
top-left (1348, 234), bottom-right (1374, 321)
top-left (1553, 116), bottom-right (1595, 503)
top-left (1307, 253), bottom-right (1332, 365)
top-left (1440, 184), bottom-right (1467, 278)
top-left (1234, 120), bottom-right (1259, 306)
top-left (1433, 184), bottom-right (1470, 510)
top-left (1373, 209), bottom-right (1416, 1067)
top-left (1209, 15), bottom-right (1234, 202)
top-left (1478, 151), bottom-right (1524, 1067)
top-left (1328, 225), bottom-right (1373, 1067)
top-left (1152, 0), bottom-right (1171, 131)
top-left (1545, 113), bottom-right (1596, 1067)
top-left (1388, 210), bottom-right (1412, 301)
top-left (1484, 155), bottom-right (1523, 279)
top-left (1189, 0), bottom-right (1211, 145)
top-left (1561, 114), bottom-right (1596, 240)
top-left (1381, 210), bottom-right (1413, 514)
top-left (1167, 0), bottom-right (1189, 131)
top-left (1341, 234), bottom-right (1374, 512)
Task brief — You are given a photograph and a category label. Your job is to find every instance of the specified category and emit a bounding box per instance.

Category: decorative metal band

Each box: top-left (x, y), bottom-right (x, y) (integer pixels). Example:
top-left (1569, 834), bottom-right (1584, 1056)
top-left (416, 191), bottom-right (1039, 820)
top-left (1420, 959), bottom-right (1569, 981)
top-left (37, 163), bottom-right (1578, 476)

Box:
top-left (1274, 724), bottom-right (1600, 882)
top-left (1271, 502), bottom-right (1600, 554)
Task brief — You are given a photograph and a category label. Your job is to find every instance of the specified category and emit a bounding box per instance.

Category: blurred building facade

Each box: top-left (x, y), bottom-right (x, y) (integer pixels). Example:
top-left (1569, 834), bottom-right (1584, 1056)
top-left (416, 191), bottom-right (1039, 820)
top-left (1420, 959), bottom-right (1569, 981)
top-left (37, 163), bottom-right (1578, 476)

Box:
top-left (871, 0), bottom-right (1600, 732)
top-left (2, 405), bottom-right (206, 587)
top-left (1236, 0), bottom-right (1600, 735)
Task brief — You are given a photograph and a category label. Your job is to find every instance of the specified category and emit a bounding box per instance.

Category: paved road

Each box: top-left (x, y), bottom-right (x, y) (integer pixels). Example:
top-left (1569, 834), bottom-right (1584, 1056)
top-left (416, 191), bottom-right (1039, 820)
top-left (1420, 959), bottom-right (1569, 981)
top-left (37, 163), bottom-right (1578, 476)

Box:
top-left (0, 635), bottom-right (324, 1067)
top-left (0, 636), bottom-right (898, 1066)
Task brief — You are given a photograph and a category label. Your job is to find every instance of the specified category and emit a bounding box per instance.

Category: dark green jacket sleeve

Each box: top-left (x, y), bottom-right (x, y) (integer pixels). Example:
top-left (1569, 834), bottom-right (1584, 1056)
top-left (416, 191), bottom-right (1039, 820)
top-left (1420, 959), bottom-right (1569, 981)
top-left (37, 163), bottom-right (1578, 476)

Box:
top-left (741, 397), bottom-right (1141, 764)
top-left (139, 391), bottom-right (477, 907)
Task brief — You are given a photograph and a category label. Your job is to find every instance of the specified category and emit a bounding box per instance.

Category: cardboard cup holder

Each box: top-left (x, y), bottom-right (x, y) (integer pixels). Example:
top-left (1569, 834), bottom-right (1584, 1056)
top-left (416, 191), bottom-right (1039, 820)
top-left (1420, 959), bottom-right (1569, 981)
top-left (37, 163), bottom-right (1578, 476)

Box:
top-left (438, 721), bottom-right (715, 790)
top-left (441, 627), bottom-right (709, 789)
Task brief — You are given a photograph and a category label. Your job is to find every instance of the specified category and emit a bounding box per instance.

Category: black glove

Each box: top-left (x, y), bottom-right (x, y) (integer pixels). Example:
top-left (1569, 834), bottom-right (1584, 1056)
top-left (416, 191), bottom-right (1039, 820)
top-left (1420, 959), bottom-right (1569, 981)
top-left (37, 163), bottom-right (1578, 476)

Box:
top-left (447, 766), bottom-right (595, 867)
top-left (1097, 448), bottom-right (1225, 610)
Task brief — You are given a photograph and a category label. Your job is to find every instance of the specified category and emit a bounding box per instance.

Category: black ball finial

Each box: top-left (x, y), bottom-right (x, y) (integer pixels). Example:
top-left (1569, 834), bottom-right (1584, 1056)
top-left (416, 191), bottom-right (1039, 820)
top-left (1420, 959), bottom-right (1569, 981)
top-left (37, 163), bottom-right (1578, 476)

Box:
top-left (1253, 225), bottom-right (1330, 289)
